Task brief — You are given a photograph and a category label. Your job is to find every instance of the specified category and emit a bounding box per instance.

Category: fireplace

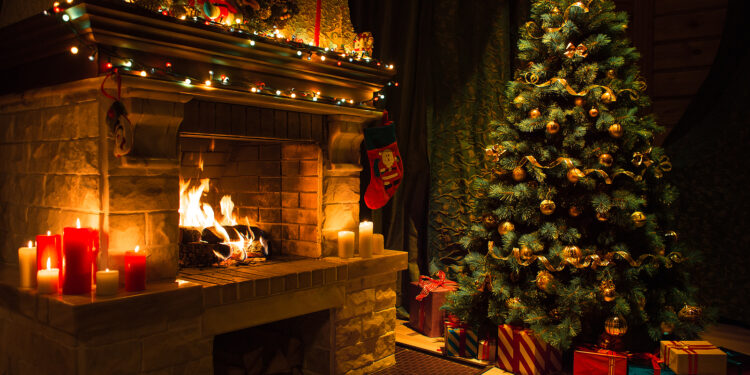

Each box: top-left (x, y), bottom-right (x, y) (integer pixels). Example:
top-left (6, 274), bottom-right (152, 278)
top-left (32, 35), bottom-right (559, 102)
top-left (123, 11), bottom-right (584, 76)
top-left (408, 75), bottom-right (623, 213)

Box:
top-left (0, 1), bottom-right (405, 374)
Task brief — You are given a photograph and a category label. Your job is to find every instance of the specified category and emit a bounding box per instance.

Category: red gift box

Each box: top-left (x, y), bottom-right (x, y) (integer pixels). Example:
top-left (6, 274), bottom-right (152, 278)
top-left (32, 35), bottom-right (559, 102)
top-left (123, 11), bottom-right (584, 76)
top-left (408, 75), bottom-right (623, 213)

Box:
top-left (574, 347), bottom-right (628, 375)
top-left (408, 271), bottom-right (457, 337)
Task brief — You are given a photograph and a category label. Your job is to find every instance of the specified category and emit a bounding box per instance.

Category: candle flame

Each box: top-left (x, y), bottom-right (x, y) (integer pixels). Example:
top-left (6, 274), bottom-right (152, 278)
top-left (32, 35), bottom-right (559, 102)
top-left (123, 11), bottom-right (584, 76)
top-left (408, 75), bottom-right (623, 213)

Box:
top-left (26, 240), bottom-right (32, 248)
top-left (134, 245), bottom-right (140, 253)
top-left (47, 230), bottom-right (51, 235)
top-left (106, 268), bottom-right (109, 272)
top-left (76, 218), bottom-right (81, 228)
top-left (46, 257), bottom-right (51, 270)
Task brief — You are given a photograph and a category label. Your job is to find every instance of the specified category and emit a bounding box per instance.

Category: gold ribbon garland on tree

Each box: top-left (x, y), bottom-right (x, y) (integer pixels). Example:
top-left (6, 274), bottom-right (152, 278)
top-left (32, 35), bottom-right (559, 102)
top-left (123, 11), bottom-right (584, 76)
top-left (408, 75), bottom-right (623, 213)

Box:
top-left (524, 1), bottom-right (594, 38)
top-left (521, 75), bottom-right (618, 103)
top-left (487, 241), bottom-right (684, 272)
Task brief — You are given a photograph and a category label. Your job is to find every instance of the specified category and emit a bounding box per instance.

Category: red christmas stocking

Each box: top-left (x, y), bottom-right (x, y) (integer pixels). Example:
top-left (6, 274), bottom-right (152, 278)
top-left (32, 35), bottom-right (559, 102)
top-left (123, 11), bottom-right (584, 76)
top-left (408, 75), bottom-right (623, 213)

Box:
top-left (364, 115), bottom-right (403, 209)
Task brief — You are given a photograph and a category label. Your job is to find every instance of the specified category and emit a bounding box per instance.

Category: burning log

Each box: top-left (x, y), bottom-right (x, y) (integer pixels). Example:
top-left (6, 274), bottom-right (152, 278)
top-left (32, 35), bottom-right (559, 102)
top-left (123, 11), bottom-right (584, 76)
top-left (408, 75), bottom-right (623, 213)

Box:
top-left (179, 242), bottom-right (231, 268)
top-left (179, 227), bottom-right (202, 244)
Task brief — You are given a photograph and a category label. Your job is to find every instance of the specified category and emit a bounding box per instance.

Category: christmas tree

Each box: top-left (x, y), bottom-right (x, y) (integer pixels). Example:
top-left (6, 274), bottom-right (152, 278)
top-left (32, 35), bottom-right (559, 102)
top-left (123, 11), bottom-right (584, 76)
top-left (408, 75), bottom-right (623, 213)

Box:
top-left (445, 0), bottom-right (704, 351)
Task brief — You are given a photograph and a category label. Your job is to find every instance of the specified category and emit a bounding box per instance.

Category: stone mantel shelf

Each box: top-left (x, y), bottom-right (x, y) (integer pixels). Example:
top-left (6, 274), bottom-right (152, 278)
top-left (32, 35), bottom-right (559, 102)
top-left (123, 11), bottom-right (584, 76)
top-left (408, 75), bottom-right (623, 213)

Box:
top-left (0, 0), bottom-right (395, 102)
top-left (0, 250), bottom-right (406, 340)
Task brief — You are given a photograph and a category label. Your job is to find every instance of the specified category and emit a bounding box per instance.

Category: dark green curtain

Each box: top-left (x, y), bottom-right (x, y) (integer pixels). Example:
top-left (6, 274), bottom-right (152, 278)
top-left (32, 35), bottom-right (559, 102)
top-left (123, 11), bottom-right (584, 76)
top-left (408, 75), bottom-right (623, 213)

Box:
top-left (663, 0), bottom-right (750, 326)
top-left (350, 1), bottom-right (526, 304)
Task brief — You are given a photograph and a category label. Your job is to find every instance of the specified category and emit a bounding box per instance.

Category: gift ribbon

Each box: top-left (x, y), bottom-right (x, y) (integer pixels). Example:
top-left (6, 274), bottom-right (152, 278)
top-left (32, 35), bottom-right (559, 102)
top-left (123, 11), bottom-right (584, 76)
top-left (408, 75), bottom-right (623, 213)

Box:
top-left (415, 270), bottom-right (457, 301)
top-left (663, 341), bottom-right (718, 375)
top-left (577, 346), bottom-right (627, 375)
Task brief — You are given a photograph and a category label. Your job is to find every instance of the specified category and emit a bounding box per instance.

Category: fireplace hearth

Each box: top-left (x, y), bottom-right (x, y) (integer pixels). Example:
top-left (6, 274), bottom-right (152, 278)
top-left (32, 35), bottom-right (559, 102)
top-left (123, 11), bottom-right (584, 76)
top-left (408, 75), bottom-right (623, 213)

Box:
top-left (0, 1), bottom-right (404, 374)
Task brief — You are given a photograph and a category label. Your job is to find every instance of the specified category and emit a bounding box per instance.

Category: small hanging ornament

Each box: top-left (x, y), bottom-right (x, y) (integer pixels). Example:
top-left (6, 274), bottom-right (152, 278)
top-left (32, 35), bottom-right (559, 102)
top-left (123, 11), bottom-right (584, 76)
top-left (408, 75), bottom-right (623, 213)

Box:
top-left (605, 315), bottom-right (628, 336)
top-left (498, 221), bottom-right (515, 235)
top-left (535, 270), bottom-right (554, 292)
top-left (563, 245), bottom-right (582, 263)
top-left (567, 168), bottom-right (584, 183)
top-left (608, 123), bottom-right (624, 138)
top-left (574, 98), bottom-right (585, 107)
top-left (661, 321), bottom-right (675, 335)
top-left (665, 230), bottom-right (679, 243)
top-left (546, 120), bottom-right (560, 134)
top-left (514, 95), bottom-right (526, 108)
top-left (600, 279), bottom-right (616, 302)
top-left (512, 166), bottom-right (526, 181)
top-left (599, 153), bottom-right (613, 167)
top-left (482, 214), bottom-right (499, 229)
top-left (520, 246), bottom-right (534, 260)
top-left (589, 107), bottom-right (599, 117)
top-left (678, 305), bottom-right (703, 322)
top-left (540, 199), bottom-right (556, 215)
top-left (601, 91), bottom-right (613, 103)
top-left (607, 69), bottom-right (617, 79)
top-left (631, 211), bottom-right (647, 228)
top-left (568, 206), bottom-right (582, 217)
top-left (656, 246), bottom-right (666, 256)
top-left (596, 211), bottom-right (609, 222)
top-left (530, 108), bottom-right (541, 119)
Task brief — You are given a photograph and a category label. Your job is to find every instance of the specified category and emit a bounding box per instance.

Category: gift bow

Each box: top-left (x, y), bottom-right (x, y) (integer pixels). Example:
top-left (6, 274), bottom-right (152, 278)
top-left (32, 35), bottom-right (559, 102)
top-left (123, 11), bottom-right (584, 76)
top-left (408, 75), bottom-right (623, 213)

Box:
top-left (416, 270), bottom-right (457, 301)
top-left (564, 42), bottom-right (589, 58)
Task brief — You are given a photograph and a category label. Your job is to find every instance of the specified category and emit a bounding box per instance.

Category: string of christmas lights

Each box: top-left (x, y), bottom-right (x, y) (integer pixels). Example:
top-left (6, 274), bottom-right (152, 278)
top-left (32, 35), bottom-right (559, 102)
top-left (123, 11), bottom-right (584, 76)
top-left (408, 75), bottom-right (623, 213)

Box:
top-left (46, 0), bottom-right (398, 108)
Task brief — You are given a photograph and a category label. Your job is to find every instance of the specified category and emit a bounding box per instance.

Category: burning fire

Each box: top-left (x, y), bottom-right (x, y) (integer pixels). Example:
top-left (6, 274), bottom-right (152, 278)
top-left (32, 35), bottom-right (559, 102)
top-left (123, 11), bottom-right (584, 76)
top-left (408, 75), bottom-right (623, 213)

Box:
top-left (179, 178), bottom-right (266, 264)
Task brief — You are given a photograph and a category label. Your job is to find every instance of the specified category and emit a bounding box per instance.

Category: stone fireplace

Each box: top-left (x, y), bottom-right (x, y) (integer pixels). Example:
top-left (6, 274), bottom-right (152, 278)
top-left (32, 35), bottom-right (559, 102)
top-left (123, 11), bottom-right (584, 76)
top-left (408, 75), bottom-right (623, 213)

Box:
top-left (0, 1), bottom-right (405, 374)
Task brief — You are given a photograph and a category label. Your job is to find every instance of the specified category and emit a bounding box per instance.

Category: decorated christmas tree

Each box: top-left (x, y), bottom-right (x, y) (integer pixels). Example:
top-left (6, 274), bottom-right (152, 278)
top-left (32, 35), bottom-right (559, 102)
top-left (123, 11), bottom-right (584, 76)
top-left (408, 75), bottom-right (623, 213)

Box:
top-left (445, 0), bottom-right (705, 351)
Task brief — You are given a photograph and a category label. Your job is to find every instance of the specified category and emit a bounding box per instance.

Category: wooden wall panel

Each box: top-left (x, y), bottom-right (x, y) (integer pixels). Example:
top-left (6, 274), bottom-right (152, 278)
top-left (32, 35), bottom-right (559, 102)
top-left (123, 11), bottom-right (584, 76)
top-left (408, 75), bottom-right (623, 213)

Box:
top-left (654, 9), bottom-right (726, 42)
top-left (654, 39), bottom-right (721, 70)
top-left (654, 0), bottom-right (728, 15)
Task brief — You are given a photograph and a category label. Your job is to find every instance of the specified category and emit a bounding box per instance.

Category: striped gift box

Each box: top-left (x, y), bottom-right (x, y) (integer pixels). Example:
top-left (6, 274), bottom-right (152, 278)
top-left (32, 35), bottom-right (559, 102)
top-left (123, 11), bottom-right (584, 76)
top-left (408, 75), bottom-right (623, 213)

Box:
top-left (497, 324), bottom-right (562, 375)
top-left (478, 338), bottom-right (497, 362)
top-left (445, 325), bottom-right (479, 358)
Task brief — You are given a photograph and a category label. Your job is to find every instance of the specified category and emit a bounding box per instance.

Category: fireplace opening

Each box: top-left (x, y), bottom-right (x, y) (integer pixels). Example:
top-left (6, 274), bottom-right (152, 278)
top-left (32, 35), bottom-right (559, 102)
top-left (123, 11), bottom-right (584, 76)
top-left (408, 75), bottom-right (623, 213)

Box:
top-left (178, 136), bottom-right (322, 268)
top-left (213, 309), bottom-right (331, 375)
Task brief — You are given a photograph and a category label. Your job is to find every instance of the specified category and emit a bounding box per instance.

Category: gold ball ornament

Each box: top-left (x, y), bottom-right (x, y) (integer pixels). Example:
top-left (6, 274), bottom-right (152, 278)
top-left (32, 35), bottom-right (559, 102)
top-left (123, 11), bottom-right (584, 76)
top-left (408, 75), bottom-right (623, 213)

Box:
top-left (599, 153), bottom-right (613, 167)
top-left (514, 95), bottom-right (526, 108)
top-left (567, 168), bottom-right (584, 183)
top-left (589, 107), bottom-right (599, 117)
top-left (540, 199), bottom-right (556, 215)
top-left (536, 270), bottom-right (554, 292)
top-left (605, 315), bottom-right (629, 336)
top-left (574, 98), bottom-right (584, 107)
top-left (602, 287), bottom-right (616, 302)
top-left (608, 123), bottom-right (624, 138)
top-left (607, 69), bottom-right (616, 79)
top-left (498, 221), bottom-right (515, 235)
top-left (520, 246), bottom-right (534, 260)
top-left (631, 211), bottom-right (647, 228)
top-left (512, 166), bottom-right (526, 181)
top-left (665, 231), bottom-right (679, 243)
top-left (530, 108), bottom-right (541, 119)
top-left (661, 321), bottom-right (675, 335)
top-left (596, 211), bottom-right (609, 222)
top-left (482, 214), bottom-right (499, 230)
top-left (601, 91), bottom-right (613, 103)
top-left (568, 206), bottom-right (582, 217)
top-left (563, 245), bottom-right (582, 261)
top-left (546, 120), bottom-right (560, 134)
top-left (678, 305), bottom-right (703, 322)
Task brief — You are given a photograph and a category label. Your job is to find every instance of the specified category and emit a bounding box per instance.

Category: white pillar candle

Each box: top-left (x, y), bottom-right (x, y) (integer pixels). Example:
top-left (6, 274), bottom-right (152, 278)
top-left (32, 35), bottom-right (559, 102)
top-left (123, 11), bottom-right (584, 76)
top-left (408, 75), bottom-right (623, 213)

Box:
top-left (372, 234), bottom-right (385, 255)
top-left (37, 257), bottom-right (59, 294)
top-left (18, 241), bottom-right (37, 288)
top-left (338, 231), bottom-right (355, 258)
top-left (358, 221), bottom-right (373, 258)
top-left (96, 268), bottom-right (119, 296)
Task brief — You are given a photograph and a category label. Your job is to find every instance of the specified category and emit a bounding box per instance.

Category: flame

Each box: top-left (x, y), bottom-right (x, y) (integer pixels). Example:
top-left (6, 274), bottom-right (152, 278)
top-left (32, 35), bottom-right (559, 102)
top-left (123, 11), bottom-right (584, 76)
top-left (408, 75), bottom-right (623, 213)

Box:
top-left (76, 218), bottom-right (80, 228)
top-left (27, 241), bottom-right (32, 248)
top-left (47, 230), bottom-right (51, 236)
top-left (134, 245), bottom-right (140, 253)
top-left (179, 178), bottom-right (263, 265)
top-left (47, 257), bottom-right (51, 270)
top-left (105, 268), bottom-right (109, 272)
top-left (198, 153), bottom-right (204, 171)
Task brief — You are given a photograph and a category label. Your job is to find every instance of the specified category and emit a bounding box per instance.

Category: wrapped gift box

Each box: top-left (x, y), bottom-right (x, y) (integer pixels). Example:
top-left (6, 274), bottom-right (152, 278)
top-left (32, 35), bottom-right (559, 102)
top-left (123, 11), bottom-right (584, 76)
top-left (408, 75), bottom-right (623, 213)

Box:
top-left (660, 341), bottom-right (726, 375)
top-left (444, 323), bottom-right (478, 358)
top-left (407, 271), bottom-right (457, 337)
top-left (573, 347), bottom-right (627, 375)
top-left (497, 324), bottom-right (562, 375)
top-left (478, 337), bottom-right (497, 362)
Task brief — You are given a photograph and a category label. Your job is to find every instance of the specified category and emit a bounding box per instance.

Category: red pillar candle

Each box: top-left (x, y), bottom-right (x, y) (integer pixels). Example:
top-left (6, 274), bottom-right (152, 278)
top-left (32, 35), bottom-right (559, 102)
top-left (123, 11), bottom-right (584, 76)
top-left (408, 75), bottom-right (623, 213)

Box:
top-left (62, 219), bottom-right (95, 294)
top-left (36, 231), bottom-right (61, 283)
top-left (124, 246), bottom-right (146, 292)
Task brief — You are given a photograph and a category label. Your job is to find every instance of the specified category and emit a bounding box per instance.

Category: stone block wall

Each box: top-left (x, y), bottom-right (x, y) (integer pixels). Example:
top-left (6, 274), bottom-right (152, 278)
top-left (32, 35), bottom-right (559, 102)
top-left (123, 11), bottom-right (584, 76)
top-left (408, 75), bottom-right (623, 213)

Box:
top-left (0, 86), bottom-right (102, 266)
top-left (333, 271), bottom-right (398, 375)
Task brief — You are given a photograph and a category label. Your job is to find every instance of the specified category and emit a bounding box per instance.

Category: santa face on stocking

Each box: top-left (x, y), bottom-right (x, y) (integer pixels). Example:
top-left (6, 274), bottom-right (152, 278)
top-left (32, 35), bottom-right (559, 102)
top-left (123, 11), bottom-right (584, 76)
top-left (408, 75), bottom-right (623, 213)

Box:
top-left (376, 148), bottom-right (402, 191)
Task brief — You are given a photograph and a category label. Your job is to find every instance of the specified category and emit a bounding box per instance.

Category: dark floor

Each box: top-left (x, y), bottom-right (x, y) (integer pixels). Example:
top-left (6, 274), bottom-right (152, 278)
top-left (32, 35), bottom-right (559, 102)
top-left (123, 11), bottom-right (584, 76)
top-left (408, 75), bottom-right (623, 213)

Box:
top-left (371, 345), bottom-right (487, 375)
